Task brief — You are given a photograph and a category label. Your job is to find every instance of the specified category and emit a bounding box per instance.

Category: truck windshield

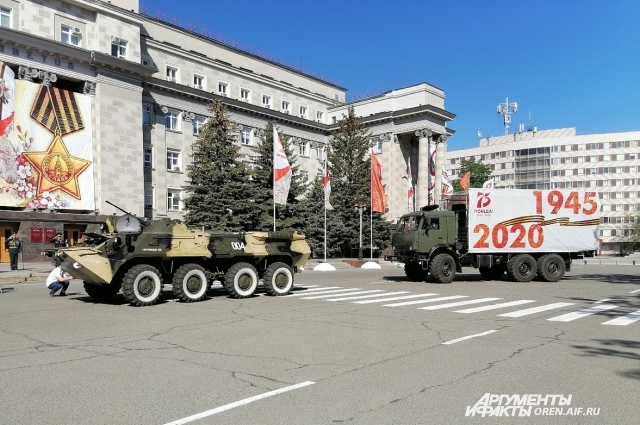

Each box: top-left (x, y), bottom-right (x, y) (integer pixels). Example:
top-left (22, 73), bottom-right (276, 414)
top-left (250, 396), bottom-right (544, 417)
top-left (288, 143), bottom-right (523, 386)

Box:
top-left (396, 216), bottom-right (420, 233)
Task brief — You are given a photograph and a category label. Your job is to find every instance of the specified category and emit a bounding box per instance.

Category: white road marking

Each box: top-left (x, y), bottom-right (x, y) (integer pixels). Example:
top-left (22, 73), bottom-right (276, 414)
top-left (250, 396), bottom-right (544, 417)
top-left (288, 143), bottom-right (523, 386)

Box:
top-left (455, 300), bottom-right (535, 314)
top-left (162, 381), bottom-right (316, 425)
top-left (547, 304), bottom-right (618, 322)
top-left (498, 302), bottom-right (575, 318)
top-left (327, 291), bottom-right (410, 302)
top-left (602, 310), bottom-right (640, 326)
top-left (419, 298), bottom-right (501, 311)
top-left (352, 293), bottom-right (439, 304)
top-left (293, 285), bottom-right (321, 288)
top-left (594, 299), bottom-right (611, 303)
top-left (629, 288), bottom-right (640, 294)
top-left (384, 295), bottom-right (468, 307)
top-left (442, 330), bottom-right (498, 345)
top-left (287, 287), bottom-right (345, 296)
top-left (302, 290), bottom-right (384, 300)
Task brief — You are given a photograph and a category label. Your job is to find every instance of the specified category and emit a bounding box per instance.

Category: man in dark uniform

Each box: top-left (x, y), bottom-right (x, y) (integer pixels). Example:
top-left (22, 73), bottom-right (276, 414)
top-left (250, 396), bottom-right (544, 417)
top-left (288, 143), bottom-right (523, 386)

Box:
top-left (51, 233), bottom-right (66, 248)
top-left (5, 232), bottom-right (21, 270)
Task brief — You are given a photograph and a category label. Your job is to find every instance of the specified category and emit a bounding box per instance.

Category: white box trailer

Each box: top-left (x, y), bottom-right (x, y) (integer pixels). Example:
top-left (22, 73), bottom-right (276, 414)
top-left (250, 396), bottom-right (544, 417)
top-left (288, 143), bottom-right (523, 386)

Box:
top-left (391, 189), bottom-right (600, 283)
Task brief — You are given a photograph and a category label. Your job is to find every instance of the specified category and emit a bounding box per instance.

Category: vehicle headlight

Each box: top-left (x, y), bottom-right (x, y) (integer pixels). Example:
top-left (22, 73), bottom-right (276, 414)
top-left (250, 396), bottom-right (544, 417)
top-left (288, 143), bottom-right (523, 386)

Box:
top-left (73, 262), bottom-right (82, 269)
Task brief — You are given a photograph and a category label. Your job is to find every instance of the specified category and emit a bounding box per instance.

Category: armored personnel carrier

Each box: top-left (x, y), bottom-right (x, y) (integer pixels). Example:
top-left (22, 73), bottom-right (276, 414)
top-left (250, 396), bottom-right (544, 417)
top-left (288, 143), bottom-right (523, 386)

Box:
top-left (50, 202), bottom-right (310, 306)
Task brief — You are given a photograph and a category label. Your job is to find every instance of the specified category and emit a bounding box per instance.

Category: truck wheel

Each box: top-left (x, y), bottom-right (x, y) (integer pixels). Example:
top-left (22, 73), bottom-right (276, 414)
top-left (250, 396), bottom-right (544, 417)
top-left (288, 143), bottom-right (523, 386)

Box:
top-left (122, 264), bottom-right (163, 307)
top-left (537, 254), bottom-right (565, 282)
top-left (263, 262), bottom-right (294, 296)
top-left (428, 253), bottom-right (456, 284)
top-left (507, 255), bottom-right (537, 282)
top-left (405, 261), bottom-right (427, 282)
top-left (479, 265), bottom-right (506, 281)
top-left (224, 262), bottom-right (258, 298)
top-left (172, 264), bottom-right (208, 302)
top-left (84, 282), bottom-right (119, 301)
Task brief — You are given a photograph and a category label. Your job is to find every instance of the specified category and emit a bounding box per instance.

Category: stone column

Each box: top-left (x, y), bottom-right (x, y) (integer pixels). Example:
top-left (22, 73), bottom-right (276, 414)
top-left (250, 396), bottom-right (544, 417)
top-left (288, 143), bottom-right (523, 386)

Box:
top-left (433, 134), bottom-right (447, 206)
top-left (415, 128), bottom-right (432, 208)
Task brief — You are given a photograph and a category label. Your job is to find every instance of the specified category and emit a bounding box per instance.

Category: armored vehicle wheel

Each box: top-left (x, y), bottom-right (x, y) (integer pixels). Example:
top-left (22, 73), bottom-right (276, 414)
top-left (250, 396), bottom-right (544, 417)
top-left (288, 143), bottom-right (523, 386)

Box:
top-left (263, 262), bottom-right (294, 296)
top-left (172, 264), bottom-right (208, 302)
top-left (224, 262), bottom-right (258, 298)
top-left (479, 265), bottom-right (506, 281)
top-left (507, 254), bottom-right (537, 282)
top-left (404, 261), bottom-right (427, 282)
top-left (122, 264), bottom-right (163, 307)
top-left (428, 253), bottom-right (456, 284)
top-left (84, 282), bottom-right (119, 301)
top-left (536, 254), bottom-right (565, 282)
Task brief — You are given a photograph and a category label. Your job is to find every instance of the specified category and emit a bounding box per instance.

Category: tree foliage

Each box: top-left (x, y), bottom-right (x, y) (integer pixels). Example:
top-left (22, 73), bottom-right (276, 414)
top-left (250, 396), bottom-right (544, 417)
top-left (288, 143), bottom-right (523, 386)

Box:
top-left (250, 121), bottom-right (310, 232)
top-left (452, 158), bottom-right (493, 191)
top-left (328, 107), bottom-right (391, 256)
top-left (183, 99), bottom-right (257, 231)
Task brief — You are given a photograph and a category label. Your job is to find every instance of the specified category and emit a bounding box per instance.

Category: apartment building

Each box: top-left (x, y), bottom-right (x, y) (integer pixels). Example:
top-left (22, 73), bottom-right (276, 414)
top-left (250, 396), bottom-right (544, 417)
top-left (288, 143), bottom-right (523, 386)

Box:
top-left (446, 128), bottom-right (640, 254)
top-left (0, 0), bottom-right (455, 260)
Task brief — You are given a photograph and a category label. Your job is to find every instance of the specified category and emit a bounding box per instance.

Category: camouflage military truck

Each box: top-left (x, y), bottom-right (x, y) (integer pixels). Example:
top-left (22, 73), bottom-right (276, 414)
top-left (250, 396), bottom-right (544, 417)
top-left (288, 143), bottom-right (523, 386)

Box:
top-left (50, 205), bottom-right (310, 307)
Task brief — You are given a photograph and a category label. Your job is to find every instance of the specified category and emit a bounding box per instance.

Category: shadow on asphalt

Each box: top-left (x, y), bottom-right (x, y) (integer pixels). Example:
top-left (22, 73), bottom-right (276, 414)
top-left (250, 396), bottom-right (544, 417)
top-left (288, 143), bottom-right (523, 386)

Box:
top-left (558, 296), bottom-right (640, 319)
top-left (565, 273), bottom-right (640, 285)
top-left (571, 339), bottom-right (640, 381)
top-left (69, 287), bottom-right (248, 306)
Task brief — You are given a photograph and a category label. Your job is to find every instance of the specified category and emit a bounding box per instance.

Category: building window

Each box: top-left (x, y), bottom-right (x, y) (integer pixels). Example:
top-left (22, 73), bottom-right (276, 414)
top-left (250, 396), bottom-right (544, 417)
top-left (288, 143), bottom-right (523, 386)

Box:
top-left (316, 111), bottom-right (324, 122)
top-left (578, 144), bottom-right (585, 151)
top-left (566, 181), bottom-right (573, 188)
top-left (299, 105), bottom-right (308, 119)
top-left (144, 189), bottom-right (154, 209)
top-left (577, 156), bottom-right (585, 163)
top-left (165, 110), bottom-right (179, 131)
top-left (551, 182), bottom-right (558, 189)
top-left (616, 167), bottom-right (623, 174)
top-left (61, 25), bottom-right (81, 46)
top-left (299, 141), bottom-right (308, 157)
top-left (218, 82), bottom-right (228, 96)
top-left (0, 6), bottom-right (11, 28)
top-left (142, 58), bottom-right (152, 67)
top-left (193, 116), bottom-right (205, 136)
top-left (262, 95), bottom-right (272, 109)
top-left (240, 88), bottom-right (251, 102)
top-left (630, 166), bottom-right (637, 173)
top-left (505, 162), bottom-right (513, 169)
top-left (167, 190), bottom-right (182, 211)
top-left (616, 154), bottom-right (624, 160)
top-left (166, 66), bottom-right (178, 82)
top-left (332, 116), bottom-right (337, 124)
top-left (299, 170), bottom-right (309, 183)
top-left (166, 149), bottom-right (181, 172)
top-left (193, 74), bottom-right (204, 90)
top-left (495, 151), bottom-right (502, 158)
top-left (240, 128), bottom-right (252, 146)
top-left (282, 100), bottom-right (290, 114)
top-left (144, 147), bottom-right (152, 168)
top-left (142, 104), bottom-right (152, 126)
top-left (111, 37), bottom-right (127, 58)
top-left (552, 146), bottom-right (559, 152)
top-left (578, 169), bottom-right (585, 175)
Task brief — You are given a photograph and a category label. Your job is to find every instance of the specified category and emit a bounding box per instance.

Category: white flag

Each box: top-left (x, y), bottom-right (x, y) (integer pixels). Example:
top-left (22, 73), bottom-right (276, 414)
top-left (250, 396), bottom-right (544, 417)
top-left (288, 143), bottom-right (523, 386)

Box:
top-left (273, 127), bottom-right (292, 205)
top-left (406, 157), bottom-right (414, 210)
top-left (482, 178), bottom-right (494, 189)
top-left (323, 159), bottom-right (333, 210)
top-left (441, 166), bottom-right (454, 196)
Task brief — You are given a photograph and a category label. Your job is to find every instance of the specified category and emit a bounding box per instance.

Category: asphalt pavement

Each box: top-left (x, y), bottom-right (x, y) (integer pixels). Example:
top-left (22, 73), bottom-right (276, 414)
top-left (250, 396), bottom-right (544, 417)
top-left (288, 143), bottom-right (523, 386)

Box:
top-left (0, 264), bottom-right (638, 425)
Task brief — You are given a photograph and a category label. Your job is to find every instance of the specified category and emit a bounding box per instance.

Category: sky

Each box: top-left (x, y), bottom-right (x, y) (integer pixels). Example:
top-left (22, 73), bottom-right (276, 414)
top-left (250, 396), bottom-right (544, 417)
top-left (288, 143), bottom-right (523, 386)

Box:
top-left (141, 0), bottom-right (640, 151)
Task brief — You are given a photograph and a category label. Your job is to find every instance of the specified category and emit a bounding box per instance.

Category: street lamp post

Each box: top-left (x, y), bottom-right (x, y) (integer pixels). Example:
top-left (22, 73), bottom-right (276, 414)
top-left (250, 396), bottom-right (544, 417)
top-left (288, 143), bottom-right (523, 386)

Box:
top-left (354, 200), bottom-right (367, 260)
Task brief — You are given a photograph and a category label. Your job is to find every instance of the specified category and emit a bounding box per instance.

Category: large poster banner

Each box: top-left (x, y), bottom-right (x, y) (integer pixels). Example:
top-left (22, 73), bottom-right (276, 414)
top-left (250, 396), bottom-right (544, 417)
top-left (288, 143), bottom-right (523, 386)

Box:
top-left (468, 189), bottom-right (600, 253)
top-left (0, 62), bottom-right (95, 210)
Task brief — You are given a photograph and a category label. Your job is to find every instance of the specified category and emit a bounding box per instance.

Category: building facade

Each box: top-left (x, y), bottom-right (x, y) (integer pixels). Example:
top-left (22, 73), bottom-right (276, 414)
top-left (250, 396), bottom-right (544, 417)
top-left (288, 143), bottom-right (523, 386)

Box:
top-left (0, 0), bottom-right (454, 261)
top-left (446, 128), bottom-right (640, 255)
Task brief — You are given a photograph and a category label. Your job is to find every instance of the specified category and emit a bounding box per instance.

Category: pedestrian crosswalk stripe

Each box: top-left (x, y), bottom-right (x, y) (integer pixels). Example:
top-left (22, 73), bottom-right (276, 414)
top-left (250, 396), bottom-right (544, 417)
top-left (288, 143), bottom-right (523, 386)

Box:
top-left (327, 291), bottom-right (410, 302)
top-left (352, 293), bottom-right (440, 304)
top-left (384, 295), bottom-right (468, 307)
top-left (547, 304), bottom-right (618, 322)
top-left (418, 298), bottom-right (501, 311)
top-left (498, 302), bottom-right (575, 318)
top-left (293, 285), bottom-right (321, 288)
top-left (601, 310), bottom-right (640, 326)
top-left (287, 287), bottom-right (345, 296)
top-left (455, 300), bottom-right (536, 314)
top-left (302, 290), bottom-right (385, 300)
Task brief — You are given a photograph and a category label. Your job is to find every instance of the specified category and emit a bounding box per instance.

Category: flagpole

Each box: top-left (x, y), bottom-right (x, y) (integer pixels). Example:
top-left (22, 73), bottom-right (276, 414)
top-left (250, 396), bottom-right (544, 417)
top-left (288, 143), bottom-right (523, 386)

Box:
top-left (324, 154), bottom-right (328, 263)
top-left (370, 151), bottom-right (374, 261)
top-left (273, 127), bottom-right (276, 232)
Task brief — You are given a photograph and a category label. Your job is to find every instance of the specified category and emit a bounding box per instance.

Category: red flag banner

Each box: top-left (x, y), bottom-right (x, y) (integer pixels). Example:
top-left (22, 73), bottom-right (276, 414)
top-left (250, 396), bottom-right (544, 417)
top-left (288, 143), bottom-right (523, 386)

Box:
top-left (371, 150), bottom-right (386, 213)
top-left (460, 171), bottom-right (471, 191)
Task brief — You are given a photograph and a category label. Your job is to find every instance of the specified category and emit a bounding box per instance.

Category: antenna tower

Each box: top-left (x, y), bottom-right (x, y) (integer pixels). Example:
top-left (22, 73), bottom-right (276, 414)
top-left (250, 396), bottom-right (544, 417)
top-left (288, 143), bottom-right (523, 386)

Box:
top-left (496, 97), bottom-right (518, 135)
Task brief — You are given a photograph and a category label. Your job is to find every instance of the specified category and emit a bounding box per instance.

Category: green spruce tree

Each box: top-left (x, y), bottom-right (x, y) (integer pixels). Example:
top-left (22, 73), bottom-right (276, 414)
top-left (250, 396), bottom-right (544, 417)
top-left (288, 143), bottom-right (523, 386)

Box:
top-left (251, 121), bottom-right (309, 232)
top-left (183, 99), bottom-right (257, 231)
top-left (328, 107), bottom-right (391, 257)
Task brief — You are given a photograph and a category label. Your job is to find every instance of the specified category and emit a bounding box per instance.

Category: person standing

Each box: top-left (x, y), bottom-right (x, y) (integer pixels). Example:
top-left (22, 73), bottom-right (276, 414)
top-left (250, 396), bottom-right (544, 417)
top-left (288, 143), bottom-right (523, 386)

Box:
top-left (51, 233), bottom-right (66, 248)
top-left (5, 231), bottom-right (21, 270)
top-left (46, 265), bottom-right (73, 297)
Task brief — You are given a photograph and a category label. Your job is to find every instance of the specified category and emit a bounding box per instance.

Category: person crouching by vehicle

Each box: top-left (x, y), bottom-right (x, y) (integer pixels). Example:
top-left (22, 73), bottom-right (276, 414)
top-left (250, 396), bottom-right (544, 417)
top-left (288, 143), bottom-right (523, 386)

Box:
top-left (5, 232), bottom-right (22, 270)
top-left (46, 265), bottom-right (73, 297)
